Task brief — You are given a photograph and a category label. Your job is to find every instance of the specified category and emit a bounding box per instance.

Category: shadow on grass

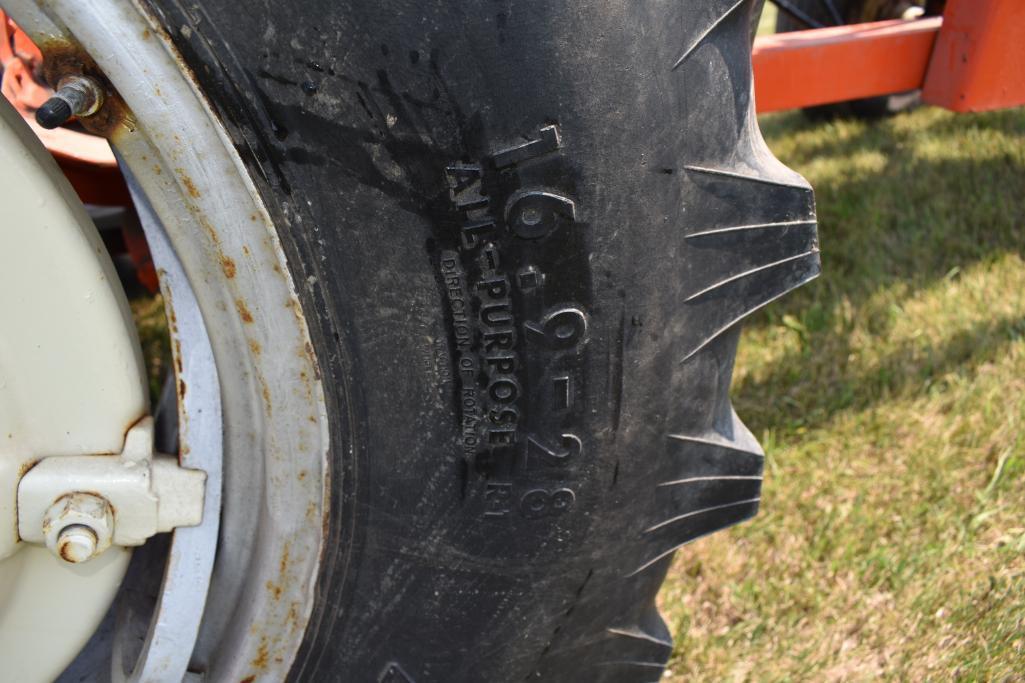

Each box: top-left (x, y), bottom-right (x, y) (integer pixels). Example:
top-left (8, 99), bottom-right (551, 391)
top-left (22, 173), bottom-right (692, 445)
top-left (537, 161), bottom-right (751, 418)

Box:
top-left (751, 108), bottom-right (1024, 326)
top-left (733, 107), bottom-right (1025, 434)
top-left (735, 313), bottom-right (1025, 435)
top-left (758, 107), bottom-right (1025, 167)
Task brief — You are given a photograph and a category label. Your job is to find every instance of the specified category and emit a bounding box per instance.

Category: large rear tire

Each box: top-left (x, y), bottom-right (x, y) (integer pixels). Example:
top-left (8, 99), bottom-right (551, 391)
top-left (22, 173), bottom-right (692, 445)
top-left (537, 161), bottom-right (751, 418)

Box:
top-left (146, 0), bottom-right (820, 679)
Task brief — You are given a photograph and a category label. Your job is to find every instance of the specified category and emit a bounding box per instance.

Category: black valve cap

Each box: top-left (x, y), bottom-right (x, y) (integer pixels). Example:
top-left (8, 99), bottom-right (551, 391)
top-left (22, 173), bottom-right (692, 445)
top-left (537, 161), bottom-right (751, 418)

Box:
top-left (35, 97), bottom-right (73, 130)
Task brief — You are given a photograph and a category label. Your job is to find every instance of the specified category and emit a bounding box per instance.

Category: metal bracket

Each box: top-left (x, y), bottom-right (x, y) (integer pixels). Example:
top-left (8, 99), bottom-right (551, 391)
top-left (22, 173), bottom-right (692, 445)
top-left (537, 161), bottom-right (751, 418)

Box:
top-left (17, 417), bottom-right (205, 562)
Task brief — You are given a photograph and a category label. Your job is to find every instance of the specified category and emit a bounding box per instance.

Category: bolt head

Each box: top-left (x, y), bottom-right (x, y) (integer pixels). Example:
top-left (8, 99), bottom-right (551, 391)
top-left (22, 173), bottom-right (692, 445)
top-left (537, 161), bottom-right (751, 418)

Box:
top-left (56, 525), bottom-right (99, 563)
top-left (42, 493), bottom-right (114, 563)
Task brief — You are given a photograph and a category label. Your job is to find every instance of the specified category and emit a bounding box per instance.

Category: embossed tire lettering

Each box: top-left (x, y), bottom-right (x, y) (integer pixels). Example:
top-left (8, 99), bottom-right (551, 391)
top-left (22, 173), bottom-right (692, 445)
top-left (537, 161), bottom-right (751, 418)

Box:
top-left (147, 0), bottom-right (820, 680)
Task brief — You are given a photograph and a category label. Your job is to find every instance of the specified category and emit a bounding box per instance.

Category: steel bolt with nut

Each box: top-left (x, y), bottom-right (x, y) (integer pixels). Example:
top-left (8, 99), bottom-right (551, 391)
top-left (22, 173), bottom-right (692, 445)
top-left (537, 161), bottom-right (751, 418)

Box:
top-left (42, 492), bottom-right (114, 563)
top-left (56, 525), bottom-right (99, 563)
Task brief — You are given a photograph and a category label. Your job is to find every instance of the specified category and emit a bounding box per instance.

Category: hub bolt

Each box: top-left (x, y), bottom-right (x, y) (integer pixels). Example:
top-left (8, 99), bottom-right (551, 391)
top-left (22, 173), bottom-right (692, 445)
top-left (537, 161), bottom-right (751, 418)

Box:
top-left (42, 492), bottom-right (114, 564)
top-left (56, 525), bottom-right (99, 564)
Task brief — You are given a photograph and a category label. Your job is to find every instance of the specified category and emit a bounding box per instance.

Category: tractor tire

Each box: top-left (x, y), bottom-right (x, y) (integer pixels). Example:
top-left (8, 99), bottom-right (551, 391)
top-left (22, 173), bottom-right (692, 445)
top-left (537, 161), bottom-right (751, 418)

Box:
top-left (145, 0), bottom-right (820, 679)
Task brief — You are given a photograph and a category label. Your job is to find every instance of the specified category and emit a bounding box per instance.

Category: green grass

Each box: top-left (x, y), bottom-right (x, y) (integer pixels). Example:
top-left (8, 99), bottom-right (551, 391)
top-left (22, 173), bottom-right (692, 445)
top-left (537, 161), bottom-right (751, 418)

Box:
top-left (131, 294), bottom-right (171, 403)
top-left (757, 2), bottom-right (778, 36)
top-left (659, 106), bottom-right (1025, 680)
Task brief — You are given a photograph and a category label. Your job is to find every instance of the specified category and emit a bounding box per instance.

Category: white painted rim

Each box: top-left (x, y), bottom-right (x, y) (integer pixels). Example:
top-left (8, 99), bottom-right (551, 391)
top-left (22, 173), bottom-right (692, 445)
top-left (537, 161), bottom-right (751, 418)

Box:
top-left (2, 0), bottom-right (332, 679)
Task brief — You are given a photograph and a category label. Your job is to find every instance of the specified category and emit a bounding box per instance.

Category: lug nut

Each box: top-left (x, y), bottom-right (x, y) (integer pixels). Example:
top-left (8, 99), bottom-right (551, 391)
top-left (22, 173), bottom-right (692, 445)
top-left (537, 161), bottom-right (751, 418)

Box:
top-left (35, 75), bottom-right (105, 130)
top-left (56, 524), bottom-right (99, 563)
top-left (42, 492), bottom-right (114, 564)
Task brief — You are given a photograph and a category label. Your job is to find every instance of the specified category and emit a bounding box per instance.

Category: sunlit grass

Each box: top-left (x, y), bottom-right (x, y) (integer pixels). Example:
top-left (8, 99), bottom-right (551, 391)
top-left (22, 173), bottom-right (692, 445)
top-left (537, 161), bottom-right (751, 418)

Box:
top-left (660, 105), bottom-right (1025, 681)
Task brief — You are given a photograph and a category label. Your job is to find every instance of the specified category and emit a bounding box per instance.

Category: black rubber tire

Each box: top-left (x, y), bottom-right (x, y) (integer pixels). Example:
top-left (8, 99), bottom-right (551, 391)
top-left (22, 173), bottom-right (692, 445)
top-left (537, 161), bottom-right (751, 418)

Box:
top-left (147, 1), bottom-right (819, 680)
top-left (774, 0), bottom-right (922, 119)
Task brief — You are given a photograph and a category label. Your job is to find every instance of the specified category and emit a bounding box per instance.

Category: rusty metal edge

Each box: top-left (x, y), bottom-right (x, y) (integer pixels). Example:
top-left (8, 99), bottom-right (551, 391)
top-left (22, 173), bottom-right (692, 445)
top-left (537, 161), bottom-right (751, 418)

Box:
top-left (109, 154), bottom-right (223, 683)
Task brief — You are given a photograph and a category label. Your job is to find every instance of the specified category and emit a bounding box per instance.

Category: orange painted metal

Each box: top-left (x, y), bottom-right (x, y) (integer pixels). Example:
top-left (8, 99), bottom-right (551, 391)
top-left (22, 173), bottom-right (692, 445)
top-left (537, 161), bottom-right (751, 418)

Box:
top-left (4, 3), bottom-right (1024, 204)
top-left (2, 10), bottom-right (145, 289)
top-left (51, 155), bottom-right (132, 206)
top-left (1, 11), bottom-right (46, 110)
top-left (752, 17), bottom-right (942, 113)
top-left (2, 10), bottom-right (126, 206)
top-left (922, 0), bottom-right (1025, 112)
top-left (121, 216), bottom-right (159, 293)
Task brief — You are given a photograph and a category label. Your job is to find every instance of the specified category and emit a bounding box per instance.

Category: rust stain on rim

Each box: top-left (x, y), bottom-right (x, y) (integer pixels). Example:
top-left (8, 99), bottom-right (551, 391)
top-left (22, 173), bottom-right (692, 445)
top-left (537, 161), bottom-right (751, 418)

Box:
top-left (173, 339), bottom-right (184, 374)
top-left (36, 38), bottom-right (136, 137)
top-left (174, 167), bottom-right (202, 198)
top-left (234, 299), bottom-right (254, 324)
top-left (251, 637), bottom-right (269, 669)
top-left (220, 255), bottom-right (237, 279)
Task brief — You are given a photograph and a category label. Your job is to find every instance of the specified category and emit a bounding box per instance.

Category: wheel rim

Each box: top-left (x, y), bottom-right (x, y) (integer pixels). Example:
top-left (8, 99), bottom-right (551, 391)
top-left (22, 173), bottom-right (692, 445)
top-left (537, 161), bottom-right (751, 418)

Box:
top-left (1, 1), bottom-right (331, 679)
top-left (0, 91), bottom-right (141, 683)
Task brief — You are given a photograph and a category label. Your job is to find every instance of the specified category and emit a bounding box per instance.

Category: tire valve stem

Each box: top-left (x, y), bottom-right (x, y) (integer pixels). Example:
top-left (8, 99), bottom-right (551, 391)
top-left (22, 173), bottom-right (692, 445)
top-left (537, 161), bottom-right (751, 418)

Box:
top-left (35, 75), bottom-right (105, 130)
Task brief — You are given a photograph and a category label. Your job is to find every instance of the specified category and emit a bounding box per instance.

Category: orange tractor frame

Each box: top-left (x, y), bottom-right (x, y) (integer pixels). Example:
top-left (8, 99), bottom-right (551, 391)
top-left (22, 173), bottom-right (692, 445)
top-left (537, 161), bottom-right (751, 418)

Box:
top-left (3, 0), bottom-right (1024, 206)
top-left (754, 0), bottom-right (1025, 113)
